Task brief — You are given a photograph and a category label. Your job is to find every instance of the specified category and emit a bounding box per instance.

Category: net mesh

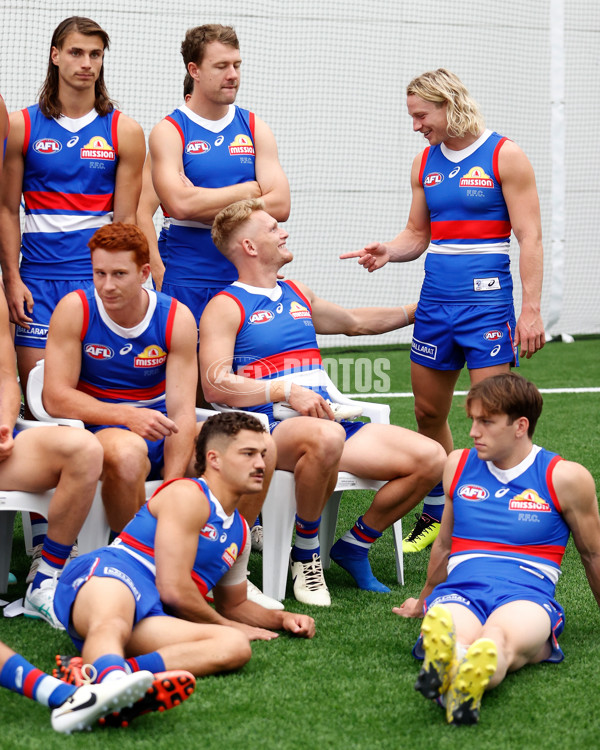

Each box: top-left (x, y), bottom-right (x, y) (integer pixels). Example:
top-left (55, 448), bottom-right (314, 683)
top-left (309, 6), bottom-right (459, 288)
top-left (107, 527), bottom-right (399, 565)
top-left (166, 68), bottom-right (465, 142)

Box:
top-left (1, 1), bottom-right (598, 346)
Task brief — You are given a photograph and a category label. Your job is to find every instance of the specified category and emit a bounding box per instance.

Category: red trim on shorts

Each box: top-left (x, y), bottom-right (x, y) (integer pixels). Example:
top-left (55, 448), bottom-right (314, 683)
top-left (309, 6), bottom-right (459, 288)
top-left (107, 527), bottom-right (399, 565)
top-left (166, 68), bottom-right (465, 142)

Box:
top-left (449, 449), bottom-right (470, 500)
top-left (166, 116), bottom-right (185, 149)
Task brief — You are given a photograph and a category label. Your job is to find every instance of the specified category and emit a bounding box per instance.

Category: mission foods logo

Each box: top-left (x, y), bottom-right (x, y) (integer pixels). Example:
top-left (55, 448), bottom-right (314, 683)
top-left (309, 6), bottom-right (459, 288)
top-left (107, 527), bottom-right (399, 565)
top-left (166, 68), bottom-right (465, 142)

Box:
top-left (228, 134), bottom-right (255, 156)
top-left (289, 301), bottom-right (311, 320)
top-left (222, 542), bottom-right (239, 568)
top-left (459, 166), bottom-right (494, 188)
top-left (508, 489), bottom-right (551, 512)
top-left (134, 345), bottom-right (167, 368)
top-left (80, 136), bottom-right (115, 160)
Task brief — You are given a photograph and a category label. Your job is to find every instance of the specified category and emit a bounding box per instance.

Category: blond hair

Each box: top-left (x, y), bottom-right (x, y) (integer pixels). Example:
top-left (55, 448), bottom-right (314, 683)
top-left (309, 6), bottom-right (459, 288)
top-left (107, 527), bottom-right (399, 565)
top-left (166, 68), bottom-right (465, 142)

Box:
top-left (211, 198), bottom-right (265, 258)
top-left (407, 68), bottom-right (484, 138)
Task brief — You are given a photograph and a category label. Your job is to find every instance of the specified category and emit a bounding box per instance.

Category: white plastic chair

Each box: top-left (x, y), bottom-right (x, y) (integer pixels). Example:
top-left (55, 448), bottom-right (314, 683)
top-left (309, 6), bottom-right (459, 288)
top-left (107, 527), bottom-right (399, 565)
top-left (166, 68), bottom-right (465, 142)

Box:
top-left (212, 370), bottom-right (404, 602)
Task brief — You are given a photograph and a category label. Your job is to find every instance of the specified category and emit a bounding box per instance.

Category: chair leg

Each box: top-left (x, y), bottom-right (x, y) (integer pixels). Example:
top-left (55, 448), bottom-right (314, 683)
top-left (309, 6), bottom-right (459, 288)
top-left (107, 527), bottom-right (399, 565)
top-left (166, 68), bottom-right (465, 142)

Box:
top-left (76, 485), bottom-right (111, 555)
top-left (392, 519), bottom-right (404, 585)
top-left (21, 511), bottom-right (34, 552)
top-left (261, 471), bottom-right (296, 601)
top-left (319, 491), bottom-right (343, 569)
top-left (0, 511), bottom-right (17, 594)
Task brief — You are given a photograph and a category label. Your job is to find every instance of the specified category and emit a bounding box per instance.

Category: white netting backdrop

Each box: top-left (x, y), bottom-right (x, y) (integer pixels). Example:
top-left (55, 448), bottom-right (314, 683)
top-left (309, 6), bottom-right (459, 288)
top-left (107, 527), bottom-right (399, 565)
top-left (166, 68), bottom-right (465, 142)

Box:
top-left (1, 1), bottom-right (598, 346)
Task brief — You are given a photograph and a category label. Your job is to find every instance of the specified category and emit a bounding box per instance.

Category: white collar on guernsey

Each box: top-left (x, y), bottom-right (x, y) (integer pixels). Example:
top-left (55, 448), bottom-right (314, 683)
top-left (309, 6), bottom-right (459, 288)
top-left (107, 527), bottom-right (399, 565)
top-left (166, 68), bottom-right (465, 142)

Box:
top-left (178, 103), bottom-right (236, 133)
top-left (440, 128), bottom-right (492, 163)
top-left (485, 444), bottom-right (542, 484)
top-left (94, 288), bottom-right (157, 339)
top-left (200, 478), bottom-right (236, 528)
top-left (54, 109), bottom-right (98, 133)
top-left (232, 280), bottom-right (282, 301)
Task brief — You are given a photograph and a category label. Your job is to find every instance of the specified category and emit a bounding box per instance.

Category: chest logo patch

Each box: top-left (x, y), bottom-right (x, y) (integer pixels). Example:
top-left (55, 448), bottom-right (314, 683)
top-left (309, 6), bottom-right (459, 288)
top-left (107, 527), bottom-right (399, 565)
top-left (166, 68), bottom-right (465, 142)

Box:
top-left (134, 345), bottom-right (167, 368)
top-left (222, 542), bottom-right (239, 568)
top-left (85, 343), bottom-right (114, 359)
top-left (424, 172), bottom-right (443, 187)
top-left (249, 310), bottom-right (274, 324)
top-left (289, 301), bottom-right (311, 320)
top-left (33, 138), bottom-right (62, 154)
top-left (228, 134), bottom-right (255, 156)
top-left (456, 484), bottom-right (489, 502)
top-left (199, 524), bottom-right (218, 541)
top-left (186, 140), bottom-right (211, 154)
top-left (80, 136), bottom-right (115, 160)
top-left (459, 166), bottom-right (494, 188)
top-left (508, 489), bottom-right (551, 512)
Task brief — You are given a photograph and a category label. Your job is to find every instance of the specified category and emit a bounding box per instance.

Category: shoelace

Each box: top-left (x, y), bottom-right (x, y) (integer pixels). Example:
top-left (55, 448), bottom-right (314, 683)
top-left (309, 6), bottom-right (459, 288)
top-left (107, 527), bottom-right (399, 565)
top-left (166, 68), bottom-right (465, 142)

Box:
top-left (302, 555), bottom-right (325, 590)
top-left (405, 514), bottom-right (435, 542)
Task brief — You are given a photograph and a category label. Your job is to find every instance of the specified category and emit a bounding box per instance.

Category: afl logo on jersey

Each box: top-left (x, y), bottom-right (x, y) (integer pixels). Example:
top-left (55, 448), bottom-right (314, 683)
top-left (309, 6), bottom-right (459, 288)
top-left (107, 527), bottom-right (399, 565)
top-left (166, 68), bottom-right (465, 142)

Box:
top-left (424, 172), bottom-right (443, 187)
top-left (85, 344), bottom-right (114, 360)
top-left (33, 138), bottom-right (62, 154)
top-left (484, 330), bottom-right (503, 341)
top-left (199, 524), bottom-right (218, 541)
top-left (249, 310), bottom-right (274, 324)
top-left (457, 484), bottom-right (489, 502)
top-left (186, 140), bottom-right (211, 154)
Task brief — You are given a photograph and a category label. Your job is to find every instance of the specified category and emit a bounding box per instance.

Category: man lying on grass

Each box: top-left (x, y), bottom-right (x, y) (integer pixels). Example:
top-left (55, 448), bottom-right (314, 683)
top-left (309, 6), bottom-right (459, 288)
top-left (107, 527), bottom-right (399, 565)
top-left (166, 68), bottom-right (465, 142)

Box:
top-left (394, 373), bottom-right (600, 725)
top-left (52, 412), bottom-right (315, 725)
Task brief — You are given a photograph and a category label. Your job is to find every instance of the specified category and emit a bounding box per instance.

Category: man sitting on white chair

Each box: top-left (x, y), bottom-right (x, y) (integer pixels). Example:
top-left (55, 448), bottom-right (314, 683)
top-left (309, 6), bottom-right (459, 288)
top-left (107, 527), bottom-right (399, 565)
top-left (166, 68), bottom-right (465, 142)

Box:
top-left (199, 198), bottom-right (446, 606)
top-left (42, 222), bottom-right (199, 535)
top-left (0, 285), bottom-right (103, 628)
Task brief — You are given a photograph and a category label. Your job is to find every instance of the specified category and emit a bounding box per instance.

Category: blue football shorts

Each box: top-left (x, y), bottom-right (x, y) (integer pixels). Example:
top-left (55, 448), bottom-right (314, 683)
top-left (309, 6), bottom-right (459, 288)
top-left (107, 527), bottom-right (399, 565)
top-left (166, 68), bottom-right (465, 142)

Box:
top-left (87, 424), bottom-right (166, 480)
top-left (54, 547), bottom-right (167, 651)
top-left (410, 302), bottom-right (518, 371)
top-left (161, 282), bottom-right (223, 335)
top-left (419, 555), bottom-right (565, 663)
top-left (14, 277), bottom-right (93, 348)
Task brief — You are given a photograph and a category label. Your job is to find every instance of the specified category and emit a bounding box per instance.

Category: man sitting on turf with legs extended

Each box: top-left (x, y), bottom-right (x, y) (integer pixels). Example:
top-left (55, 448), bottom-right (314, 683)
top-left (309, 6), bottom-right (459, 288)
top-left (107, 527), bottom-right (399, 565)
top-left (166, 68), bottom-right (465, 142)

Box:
top-left (53, 411), bottom-right (315, 723)
top-left (394, 373), bottom-right (600, 725)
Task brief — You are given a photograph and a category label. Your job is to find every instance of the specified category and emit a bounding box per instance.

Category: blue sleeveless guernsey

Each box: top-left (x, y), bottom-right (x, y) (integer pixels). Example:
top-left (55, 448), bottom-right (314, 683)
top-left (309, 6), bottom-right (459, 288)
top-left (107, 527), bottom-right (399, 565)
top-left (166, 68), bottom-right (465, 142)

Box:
top-left (115, 477), bottom-right (248, 598)
top-left (76, 287), bottom-right (176, 416)
top-left (163, 104), bottom-right (256, 286)
top-left (20, 105), bottom-right (120, 279)
top-left (419, 130), bottom-right (513, 305)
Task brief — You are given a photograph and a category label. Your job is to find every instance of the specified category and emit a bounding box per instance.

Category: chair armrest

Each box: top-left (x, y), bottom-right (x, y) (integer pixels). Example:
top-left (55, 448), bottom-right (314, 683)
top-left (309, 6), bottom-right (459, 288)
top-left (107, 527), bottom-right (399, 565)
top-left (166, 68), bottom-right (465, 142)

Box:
top-left (210, 403), bottom-right (270, 429)
top-left (15, 416), bottom-right (84, 431)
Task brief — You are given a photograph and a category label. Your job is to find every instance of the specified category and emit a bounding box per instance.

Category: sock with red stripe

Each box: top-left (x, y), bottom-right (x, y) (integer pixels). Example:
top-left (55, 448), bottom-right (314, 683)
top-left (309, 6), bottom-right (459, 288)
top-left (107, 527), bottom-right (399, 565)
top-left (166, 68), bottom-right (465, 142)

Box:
top-left (126, 652), bottom-right (165, 675)
top-left (330, 516), bottom-right (390, 593)
top-left (31, 537), bottom-right (72, 590)
top-left (291, 515), bottom-right (320, 562)
top-left (0, 653), bottom-right (76, 708)
top-left (92, 654), bottom-right (128, 683)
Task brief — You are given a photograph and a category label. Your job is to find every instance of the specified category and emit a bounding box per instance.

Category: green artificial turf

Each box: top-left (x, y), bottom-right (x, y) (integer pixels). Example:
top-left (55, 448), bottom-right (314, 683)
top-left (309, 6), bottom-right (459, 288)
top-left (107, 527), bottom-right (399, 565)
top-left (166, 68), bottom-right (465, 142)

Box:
top-left (0, 338), bottom-right (598, 749)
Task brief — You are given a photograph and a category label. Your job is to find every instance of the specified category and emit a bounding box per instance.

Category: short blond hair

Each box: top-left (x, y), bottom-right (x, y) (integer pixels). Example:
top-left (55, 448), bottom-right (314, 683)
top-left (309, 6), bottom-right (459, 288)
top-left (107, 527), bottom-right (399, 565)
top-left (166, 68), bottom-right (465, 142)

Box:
top-left (407, 68), bottom-right (484, 138)
top-left (211, 198), bottom-right (265, 258)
